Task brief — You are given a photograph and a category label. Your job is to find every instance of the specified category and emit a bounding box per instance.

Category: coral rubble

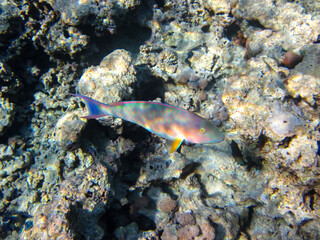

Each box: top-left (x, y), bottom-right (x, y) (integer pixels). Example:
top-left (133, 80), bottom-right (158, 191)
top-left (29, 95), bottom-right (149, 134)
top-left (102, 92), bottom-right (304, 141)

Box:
top-left (0, 0), bottom-right (319, 239)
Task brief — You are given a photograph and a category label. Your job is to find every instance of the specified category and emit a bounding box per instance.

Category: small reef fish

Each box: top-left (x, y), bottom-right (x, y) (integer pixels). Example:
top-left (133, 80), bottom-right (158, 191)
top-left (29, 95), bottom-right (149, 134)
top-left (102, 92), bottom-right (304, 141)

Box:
top-left (71, 94), bottom-right (224, 153)
top-left (262, 57), bottom-right (286, 91)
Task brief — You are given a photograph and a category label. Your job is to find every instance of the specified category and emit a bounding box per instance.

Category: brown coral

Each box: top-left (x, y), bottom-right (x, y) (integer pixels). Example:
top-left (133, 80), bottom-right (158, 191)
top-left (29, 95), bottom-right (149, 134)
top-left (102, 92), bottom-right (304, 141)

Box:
top-left (281, 51), bottom-right (303, 69)
top-left (20, 163), bottom-right (109, 240)
top-left (158, 197), bottom-right (177, 213)
top-left (178, 225), bottom-right (200, 240)
top-left (176, 213), bottom-right (196, 226)
top-left (199, 220), bottom-right (216, 240)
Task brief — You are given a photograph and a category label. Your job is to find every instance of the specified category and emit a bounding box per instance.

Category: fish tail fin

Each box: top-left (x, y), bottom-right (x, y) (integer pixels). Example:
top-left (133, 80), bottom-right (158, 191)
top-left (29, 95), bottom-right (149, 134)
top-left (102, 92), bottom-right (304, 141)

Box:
top-left (70, 93), bottom-right (110, 119)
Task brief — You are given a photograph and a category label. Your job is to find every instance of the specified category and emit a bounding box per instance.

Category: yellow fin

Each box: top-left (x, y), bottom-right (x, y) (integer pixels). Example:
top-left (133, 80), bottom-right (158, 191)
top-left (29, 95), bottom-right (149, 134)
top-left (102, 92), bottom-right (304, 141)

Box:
top-left (170, 139), bottom-right (183, 153)
top-left (194, 111), bottom-right (204, 118)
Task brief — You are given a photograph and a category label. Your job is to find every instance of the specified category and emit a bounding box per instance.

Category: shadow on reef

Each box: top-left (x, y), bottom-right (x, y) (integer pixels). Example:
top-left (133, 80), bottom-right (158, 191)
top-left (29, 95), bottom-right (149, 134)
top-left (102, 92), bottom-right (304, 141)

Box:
top-left (77, 0), bottom-right (153, 66)
top-left (134, 64), bottom-right (166, 101)
top-left (0, 210), bottom-right (32, 239)
top-left (79, 119), bottom-right (118, 149)
top-left (0, 0), bottom-right (154, 145)
top-left (235, 206), bottom-right (255, 240)
top-left (0, 42), bottom-right (53, 145)
top-left (99, 148), bottom-right (157, 239)
top-left (230, 139), bottom-right (263, 171)
top-left (66, 202), bottom-right (107, 239)
top-left (76, 115), bottom-right (158, 238)
top-left (0, 1), bottom-right (58, 144)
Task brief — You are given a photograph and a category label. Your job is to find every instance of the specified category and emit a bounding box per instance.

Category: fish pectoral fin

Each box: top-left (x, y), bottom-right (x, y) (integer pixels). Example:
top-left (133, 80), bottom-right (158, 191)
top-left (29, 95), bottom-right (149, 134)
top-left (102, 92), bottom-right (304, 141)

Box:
top-left (170, 139), bottom-right (183, 153)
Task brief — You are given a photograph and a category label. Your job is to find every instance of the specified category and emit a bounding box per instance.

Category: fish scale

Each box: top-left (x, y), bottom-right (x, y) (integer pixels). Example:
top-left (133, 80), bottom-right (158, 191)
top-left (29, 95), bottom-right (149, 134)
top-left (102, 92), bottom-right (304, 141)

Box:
top-left (71, 94), bottom-right (224, 153)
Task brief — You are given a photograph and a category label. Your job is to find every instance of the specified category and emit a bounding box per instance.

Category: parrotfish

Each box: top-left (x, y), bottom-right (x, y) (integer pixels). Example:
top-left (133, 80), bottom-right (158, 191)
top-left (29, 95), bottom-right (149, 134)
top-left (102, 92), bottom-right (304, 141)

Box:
top-left (71, 94), bottom-right (224, 153)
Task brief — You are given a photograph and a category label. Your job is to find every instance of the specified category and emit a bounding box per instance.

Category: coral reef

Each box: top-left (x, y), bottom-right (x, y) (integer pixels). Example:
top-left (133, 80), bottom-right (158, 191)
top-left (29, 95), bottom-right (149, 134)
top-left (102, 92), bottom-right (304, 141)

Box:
top-left (52, 112), bottom-right (87, 149)
top-left (76, 49), bottom-right (137, 127)
top-left (267, 105), bottom-right (301, 137)
top-left (77, 49), bottom-right (136, 103)
top-left (295, 44), bottom-right (320, 77)
top-left (286, 73), bottom-right (320, 106)
top-left (19, 163), bottom-right (109, 239)
top-left (0, 0), bottom-right (319, 239)
top-left (0, 98), bottom-right (15, 135)
top-left (281, 51), bottom-right (303, 69)
top-left (46, 0), bottom-right (141, 34)
top-left (232, 0), bottom-right (320, 50)
top-left (0, 0), bottom-right (22, 44)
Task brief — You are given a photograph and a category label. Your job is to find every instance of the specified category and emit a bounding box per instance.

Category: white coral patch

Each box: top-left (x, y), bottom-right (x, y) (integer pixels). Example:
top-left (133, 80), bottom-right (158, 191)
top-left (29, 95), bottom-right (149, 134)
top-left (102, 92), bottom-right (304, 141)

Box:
top-left (268, 111), bottom-right (301, 137)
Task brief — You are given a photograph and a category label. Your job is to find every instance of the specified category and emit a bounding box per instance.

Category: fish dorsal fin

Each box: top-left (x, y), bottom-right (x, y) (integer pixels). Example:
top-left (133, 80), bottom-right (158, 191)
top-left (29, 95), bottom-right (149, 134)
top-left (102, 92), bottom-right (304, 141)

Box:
top-left (170, 139), bottom-right (183, 153)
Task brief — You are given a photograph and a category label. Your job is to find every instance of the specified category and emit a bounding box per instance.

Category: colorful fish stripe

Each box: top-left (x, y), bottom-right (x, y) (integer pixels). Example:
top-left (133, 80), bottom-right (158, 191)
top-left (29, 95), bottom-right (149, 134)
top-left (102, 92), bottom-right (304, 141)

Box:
top-left (71, 94), bottom-right (224, 153)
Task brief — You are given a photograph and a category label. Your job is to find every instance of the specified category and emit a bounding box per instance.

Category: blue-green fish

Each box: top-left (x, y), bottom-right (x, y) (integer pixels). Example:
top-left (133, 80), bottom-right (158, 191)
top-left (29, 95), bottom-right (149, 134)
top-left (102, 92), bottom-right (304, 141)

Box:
top-left (71, 94), bottom-right (224, 153)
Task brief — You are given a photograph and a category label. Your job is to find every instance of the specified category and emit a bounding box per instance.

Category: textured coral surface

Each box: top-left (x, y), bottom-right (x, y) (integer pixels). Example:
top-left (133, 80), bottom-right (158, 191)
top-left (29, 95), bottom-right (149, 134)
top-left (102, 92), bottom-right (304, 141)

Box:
top-left (0, 0), bottom-right (319, 239)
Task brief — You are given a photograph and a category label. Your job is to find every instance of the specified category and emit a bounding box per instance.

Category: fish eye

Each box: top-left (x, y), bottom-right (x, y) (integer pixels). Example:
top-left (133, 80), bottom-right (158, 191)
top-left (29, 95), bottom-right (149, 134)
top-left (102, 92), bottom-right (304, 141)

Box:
top-left (200, 128), bottom-right (206, 134)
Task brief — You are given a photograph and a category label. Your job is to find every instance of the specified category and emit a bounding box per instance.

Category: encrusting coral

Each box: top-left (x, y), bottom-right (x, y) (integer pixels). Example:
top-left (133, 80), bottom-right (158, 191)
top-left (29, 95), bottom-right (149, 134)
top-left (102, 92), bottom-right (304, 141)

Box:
top-left (0, 0), bottom-right (319, 239)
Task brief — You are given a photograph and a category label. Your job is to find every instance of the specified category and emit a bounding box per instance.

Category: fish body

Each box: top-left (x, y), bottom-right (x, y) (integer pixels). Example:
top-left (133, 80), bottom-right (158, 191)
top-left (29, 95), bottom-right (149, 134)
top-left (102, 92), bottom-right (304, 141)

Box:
top-left (71, 94), bottom-right (224, 153)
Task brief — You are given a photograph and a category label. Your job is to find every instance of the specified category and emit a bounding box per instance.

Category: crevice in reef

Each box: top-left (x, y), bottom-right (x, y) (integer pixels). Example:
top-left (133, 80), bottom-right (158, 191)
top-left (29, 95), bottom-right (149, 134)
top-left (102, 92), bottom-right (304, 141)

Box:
top-left (154, 0), bottom-right (165, 9)
top-left (223, 21), bottom-right (241, 42)
top-left (231, 140), bottom-right (246, 166)
top-left (86, 114), bottom-right (156, 238)
top-left (76, 0), bottom-right (153, 66)
top-left (180, 162), bottom-right (201, 180)
top-left (79, 119), bottom-right (118, 151)
top-left (0, 209), bottom-right (31, 239)
top-left (134, 65), bottom-right (166, 101)
top-left (256, 133), bottom-right (269, 150)
top-left (278, 136), bottom-right (295, 149)
top-left (0, 41), bottom-right (52, 144)
top-left (246, 154), bottom-right (263, 171)
top-left (247, 19), bottom-right (266, 29)
top-left (212, 221), bottom-right (227, 240)
top-left (303, 189), bottom-right (316, 211)
top-left (99, 147), bottom-right (156, 239)
top-left (236, 206), bottom-right (254, 240)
